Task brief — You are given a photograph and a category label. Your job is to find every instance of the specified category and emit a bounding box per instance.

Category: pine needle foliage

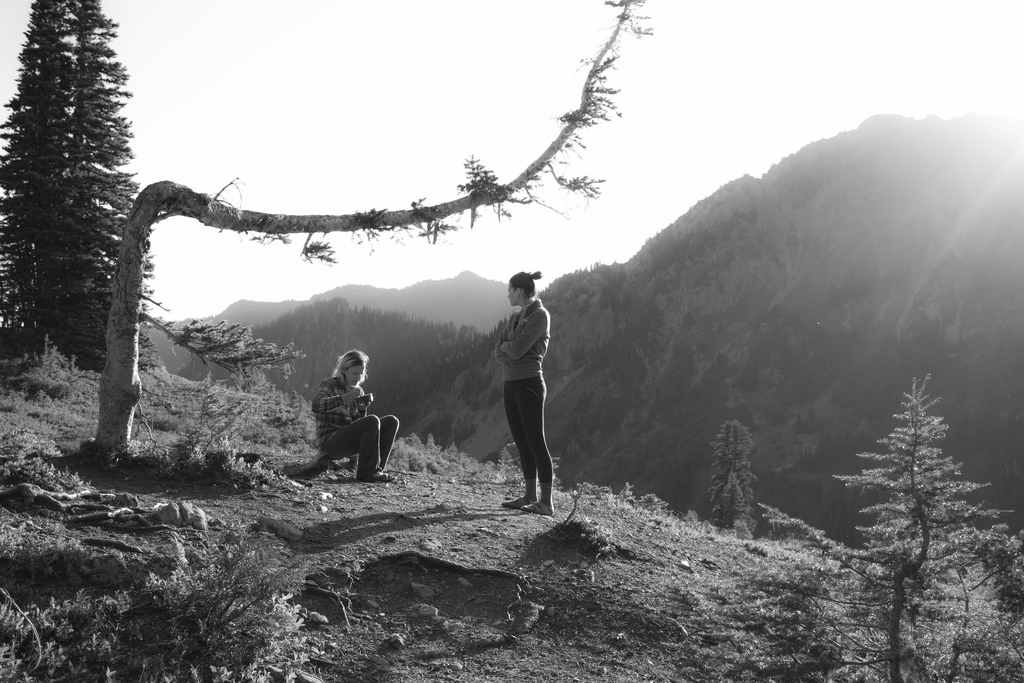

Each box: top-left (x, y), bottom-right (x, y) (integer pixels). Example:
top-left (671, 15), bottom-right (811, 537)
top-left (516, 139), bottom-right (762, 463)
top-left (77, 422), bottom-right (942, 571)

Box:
top-left (0, 0), bottom-right (138, 369)
top-left (762, 377), bottom-right (1022, 681)
top-left (708, 419), bottom-right (756, 532)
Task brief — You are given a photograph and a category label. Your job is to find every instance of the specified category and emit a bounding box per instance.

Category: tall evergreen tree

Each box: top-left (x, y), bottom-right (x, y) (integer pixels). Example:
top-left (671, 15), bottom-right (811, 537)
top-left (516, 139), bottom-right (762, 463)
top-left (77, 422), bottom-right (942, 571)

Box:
top-left (708, 419), bottom-right (756, 531)
top-left (0, 0), bottom-right (136, 369)
top-left (0, 0), bottom-right (75, 341)
top-left (63, 0), bottom-right (137, 369)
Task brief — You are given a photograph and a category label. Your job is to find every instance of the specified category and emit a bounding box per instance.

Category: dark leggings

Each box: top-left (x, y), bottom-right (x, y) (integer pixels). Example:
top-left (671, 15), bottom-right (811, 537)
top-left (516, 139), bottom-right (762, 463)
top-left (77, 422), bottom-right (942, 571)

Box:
top-left (503, 376), bottom-right (553, 484)
top-left (321, 414), bottom-right (399, 479)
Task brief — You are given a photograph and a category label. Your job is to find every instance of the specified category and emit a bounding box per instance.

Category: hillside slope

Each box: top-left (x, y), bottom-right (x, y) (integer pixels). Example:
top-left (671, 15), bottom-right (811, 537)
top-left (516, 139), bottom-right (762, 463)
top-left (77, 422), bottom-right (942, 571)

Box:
top-left (0, 357), bottom-right (850, 681)
top-left (416, 115), bottom-right (1024, 541)
top-left (150, 272), bottom-right (505, 375)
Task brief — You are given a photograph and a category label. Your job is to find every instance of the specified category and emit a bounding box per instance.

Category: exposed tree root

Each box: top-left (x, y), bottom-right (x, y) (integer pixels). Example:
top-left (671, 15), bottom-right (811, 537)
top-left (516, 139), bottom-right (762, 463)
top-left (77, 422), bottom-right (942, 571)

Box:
top-left (0, 483), bottom-right (200, 536)
top-left (380, 550), bottom-right (526, 584)
top-left (81, 538), bottom-right (146, 554)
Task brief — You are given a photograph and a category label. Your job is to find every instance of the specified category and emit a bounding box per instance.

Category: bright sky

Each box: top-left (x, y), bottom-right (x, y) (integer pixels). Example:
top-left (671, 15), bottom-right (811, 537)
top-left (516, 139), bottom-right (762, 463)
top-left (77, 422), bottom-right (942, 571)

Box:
top-left (2, 1), bottom-right (1023, 319)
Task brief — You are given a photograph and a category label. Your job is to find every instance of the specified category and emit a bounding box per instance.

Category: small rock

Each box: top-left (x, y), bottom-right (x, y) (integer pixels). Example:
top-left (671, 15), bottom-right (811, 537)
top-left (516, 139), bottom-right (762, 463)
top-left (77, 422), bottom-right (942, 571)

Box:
top-left (150, 501), bottom-right (208, 531)
top-left (382, 633), bottom-right (405, 649)
top-left (449, 661), bottom-right (464, 671)
top-left (410, 581), bottom-right (436, 600)
top-left (307, 611), bottom-right (329, 626)
top-left (457, 577), bottom-right (473, 588)
top-left (507, 599), bottom-right (544, 634)
top-left (318, 505), bottom-right (329, 514)
top-left (541, 559), bottom-right (556, 569)
top-left (150, 501), bottom-right (181, 526)
top-left (419, 538), bottom-right (441, 553)
top-left (295, 672), bottom-right (323, 683)
top-left (178, 501), bottom-right (209, 531)
top-left (680, 558), bottom-right (693, 572)
top-left (412, 603), bottom-right (439, 618)
top-left (319, 492), bottom-right (334, 500)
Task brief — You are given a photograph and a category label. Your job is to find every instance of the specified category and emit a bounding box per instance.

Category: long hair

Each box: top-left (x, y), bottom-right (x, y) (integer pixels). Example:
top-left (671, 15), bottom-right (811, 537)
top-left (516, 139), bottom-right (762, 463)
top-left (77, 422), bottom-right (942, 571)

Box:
top-left (333, 348), bottom-right (369, 377)
top-left (508, 271), bottom-right (543, 298)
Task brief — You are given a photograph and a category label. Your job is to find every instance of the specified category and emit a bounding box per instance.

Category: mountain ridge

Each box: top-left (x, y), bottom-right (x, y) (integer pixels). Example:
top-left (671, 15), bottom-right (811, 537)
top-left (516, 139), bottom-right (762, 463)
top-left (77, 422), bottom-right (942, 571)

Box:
top-left (150, 271), bottom-right (507, 374)
top-left (413, 114), bottom-right (1024, 541)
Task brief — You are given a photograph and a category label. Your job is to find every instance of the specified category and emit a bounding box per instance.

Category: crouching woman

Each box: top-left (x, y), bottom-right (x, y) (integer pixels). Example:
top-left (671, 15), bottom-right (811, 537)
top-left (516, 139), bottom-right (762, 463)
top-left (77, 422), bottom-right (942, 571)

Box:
top-left (307, 349), bottom-right (399, 483)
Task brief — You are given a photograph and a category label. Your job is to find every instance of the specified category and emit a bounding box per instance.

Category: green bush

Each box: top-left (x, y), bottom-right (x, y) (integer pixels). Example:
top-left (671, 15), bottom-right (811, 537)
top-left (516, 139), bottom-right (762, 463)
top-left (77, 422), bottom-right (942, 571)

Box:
top-left (0, 536), bottom-right (308, 681)
top-left (137, 439), bottom-right (285, 490)
top-left (0, 428), bottom-right (83, 492)
top-left (0, 589), bottom-right (129, 682)
top-left (136, 537), bottom-right (307, 678)
top-left (4, 344), bottom-right (92, 403)
top-left (388, 433), bottom-right (493, 478)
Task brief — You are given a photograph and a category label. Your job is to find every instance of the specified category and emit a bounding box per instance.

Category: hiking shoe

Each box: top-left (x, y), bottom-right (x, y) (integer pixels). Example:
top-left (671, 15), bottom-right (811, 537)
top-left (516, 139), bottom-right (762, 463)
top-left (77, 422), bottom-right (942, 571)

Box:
top-left (501, 496), bottom-right (537, 509)
top-left (289, 460), bottom-right (328, 479)
top-left (357, 472), bottom-right (394, 483)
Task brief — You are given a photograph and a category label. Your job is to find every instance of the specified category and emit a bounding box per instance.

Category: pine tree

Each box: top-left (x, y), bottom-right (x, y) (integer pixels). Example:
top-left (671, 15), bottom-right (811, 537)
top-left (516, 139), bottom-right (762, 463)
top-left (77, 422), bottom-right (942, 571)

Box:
top-left (760, 378), bottom-right (1021, 680)
top-left (0, 0), bottom-right (136, 369)
top-left (835, 376), bottom-right (1000, 681)
top-left (0, 0), bottom-right (75, 342)
top-left (708, 419), bottom-right (756, 531)
top-left (62, 0), bottom-right (137, 369)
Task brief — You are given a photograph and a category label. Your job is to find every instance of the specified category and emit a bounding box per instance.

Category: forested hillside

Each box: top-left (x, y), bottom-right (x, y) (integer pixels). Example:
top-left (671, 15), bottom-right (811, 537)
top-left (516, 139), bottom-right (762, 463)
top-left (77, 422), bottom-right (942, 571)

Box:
top-left (414, 115), bottom-right (1024, 541)
top-left (152, 271), bottom-right (506, 374)
top-left (179, 297), bottom-right (495, 437)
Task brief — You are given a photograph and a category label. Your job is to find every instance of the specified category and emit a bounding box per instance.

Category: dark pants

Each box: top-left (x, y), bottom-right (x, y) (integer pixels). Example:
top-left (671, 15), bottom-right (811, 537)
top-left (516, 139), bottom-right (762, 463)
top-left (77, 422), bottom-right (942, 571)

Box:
top-left (503, 376), bottom-right (553, 484)
top-left (321, 414), bottom-right (399, 479)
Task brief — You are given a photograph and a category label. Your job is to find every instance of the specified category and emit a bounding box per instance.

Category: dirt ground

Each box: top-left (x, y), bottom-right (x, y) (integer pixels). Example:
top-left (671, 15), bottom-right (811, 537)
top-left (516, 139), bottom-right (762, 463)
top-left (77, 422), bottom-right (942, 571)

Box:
top-left (57, 456), bottom-right (743, 682)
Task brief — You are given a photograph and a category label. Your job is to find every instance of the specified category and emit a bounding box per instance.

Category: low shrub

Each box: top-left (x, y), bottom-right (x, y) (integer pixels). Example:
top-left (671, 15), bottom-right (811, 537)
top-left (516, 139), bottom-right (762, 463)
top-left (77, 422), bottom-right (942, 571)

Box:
top-left (138, 439), bottom-right (286, 490)
top-left (553, 516), bottom-right (616, 558)
top-left (4, 344), bottom-right (92, 403)
top-left (388, 433), bottom-right (492, 478)
top-left (0, 589), bottom-right (130, 682)
top-left (0, 428), bottom-right (83, 492)
top-left (136, 536), bottom-right (307, 678)
top-left (0, 535), bottom-right (308, 681)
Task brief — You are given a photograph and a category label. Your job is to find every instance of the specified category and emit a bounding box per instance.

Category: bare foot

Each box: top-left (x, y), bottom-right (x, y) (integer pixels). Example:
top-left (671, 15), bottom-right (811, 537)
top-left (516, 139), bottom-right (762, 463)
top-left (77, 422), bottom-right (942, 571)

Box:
top-left (522, 501), bottom-right (554, 516)
top-left (501, 496), bottom-right (537, 509)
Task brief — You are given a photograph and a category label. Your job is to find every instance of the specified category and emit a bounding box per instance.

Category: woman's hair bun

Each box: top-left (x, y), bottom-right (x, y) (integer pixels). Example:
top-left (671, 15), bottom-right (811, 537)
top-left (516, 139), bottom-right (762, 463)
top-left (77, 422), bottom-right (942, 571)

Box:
top-left (530, 271), bottom-right (543, 280)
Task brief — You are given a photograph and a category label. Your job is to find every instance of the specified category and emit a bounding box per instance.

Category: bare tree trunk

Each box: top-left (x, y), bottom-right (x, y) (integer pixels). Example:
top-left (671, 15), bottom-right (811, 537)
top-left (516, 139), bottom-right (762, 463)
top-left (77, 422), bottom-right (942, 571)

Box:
top-left (888, 568), bottom-right (906, 683)
top-left (96, 184), bottom-right (166, 451)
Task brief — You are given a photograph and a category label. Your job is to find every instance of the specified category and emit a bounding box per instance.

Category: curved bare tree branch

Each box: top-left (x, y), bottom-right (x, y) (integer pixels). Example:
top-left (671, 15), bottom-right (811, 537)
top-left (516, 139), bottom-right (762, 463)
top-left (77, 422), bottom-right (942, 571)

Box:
top-left (95, 0), bottom-right (649, 452)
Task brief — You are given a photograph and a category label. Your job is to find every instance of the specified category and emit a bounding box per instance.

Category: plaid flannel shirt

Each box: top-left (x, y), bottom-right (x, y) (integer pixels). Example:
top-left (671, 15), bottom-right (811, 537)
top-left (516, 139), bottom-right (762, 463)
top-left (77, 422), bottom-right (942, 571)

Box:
top-left (311, 377), bottom-right (366, 448)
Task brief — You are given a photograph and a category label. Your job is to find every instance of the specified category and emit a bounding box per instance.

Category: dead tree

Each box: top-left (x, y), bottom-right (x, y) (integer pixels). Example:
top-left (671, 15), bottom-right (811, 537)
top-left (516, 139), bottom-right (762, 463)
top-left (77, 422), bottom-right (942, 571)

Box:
top-left (95, 1), bottom-right (649, 453)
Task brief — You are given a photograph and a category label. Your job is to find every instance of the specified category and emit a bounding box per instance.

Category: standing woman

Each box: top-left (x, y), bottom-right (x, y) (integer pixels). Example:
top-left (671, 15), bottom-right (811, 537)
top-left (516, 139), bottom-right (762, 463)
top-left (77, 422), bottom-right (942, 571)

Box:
top-left (494, 271), bottom-right (555, 515)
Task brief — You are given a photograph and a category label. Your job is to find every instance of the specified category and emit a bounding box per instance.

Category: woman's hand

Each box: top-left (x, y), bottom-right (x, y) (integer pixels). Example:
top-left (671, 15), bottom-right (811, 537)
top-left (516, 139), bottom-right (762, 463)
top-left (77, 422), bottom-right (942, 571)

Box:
top-left (340, 387), bottom-right (364, 401)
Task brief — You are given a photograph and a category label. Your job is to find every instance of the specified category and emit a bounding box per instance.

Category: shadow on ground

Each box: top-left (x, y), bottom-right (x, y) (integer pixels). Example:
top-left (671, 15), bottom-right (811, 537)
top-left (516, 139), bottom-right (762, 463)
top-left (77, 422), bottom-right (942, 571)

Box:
top-left (300, 505), bottom-right (512, 550)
